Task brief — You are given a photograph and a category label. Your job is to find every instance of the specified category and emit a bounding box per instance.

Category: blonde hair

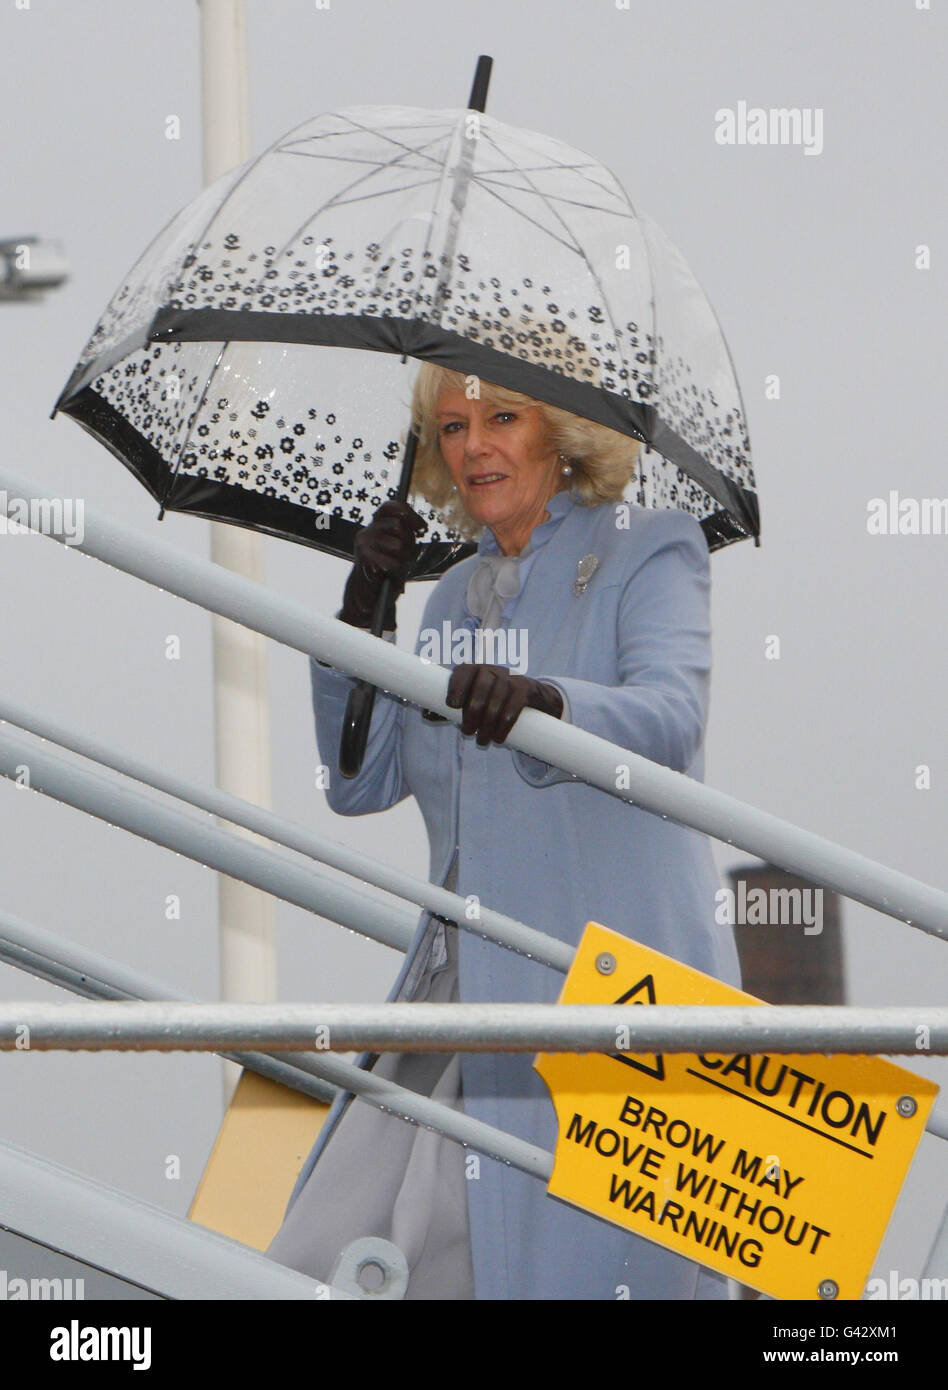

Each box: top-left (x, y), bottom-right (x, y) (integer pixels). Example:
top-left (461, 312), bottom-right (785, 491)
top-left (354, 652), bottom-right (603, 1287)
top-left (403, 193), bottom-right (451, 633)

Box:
top-left (407, 364), bottom-right (643, 542)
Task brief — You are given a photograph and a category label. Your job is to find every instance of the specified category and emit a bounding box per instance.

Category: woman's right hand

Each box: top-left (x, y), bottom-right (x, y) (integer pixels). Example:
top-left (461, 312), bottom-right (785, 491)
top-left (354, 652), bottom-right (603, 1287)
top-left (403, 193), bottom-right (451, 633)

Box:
top-left (339, 500), bottom-right (427, 628)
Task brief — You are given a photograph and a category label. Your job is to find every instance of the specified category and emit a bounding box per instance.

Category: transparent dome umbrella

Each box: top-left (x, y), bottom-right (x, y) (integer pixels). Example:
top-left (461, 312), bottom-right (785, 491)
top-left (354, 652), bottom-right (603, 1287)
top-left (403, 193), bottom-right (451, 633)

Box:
top-left (51, 56), bottom-right (759, 775)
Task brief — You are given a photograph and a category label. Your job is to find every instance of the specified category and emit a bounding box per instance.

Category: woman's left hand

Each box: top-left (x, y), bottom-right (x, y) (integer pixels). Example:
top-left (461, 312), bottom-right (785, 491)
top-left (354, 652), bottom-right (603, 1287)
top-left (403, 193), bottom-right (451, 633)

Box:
top-left (445, 663), bottom-right (564, 747)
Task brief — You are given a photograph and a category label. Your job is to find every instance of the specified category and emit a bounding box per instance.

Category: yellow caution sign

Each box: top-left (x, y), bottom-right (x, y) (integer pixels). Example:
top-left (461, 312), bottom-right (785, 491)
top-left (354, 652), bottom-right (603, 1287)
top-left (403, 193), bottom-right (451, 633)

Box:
top-left (534, 922), bottom-right (939, 1301)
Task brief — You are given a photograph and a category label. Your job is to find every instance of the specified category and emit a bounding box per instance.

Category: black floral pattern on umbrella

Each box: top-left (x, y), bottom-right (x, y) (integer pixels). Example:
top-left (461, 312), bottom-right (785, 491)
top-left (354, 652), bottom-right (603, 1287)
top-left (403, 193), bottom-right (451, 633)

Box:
top-left (54, 104), bottom-right (759, 566)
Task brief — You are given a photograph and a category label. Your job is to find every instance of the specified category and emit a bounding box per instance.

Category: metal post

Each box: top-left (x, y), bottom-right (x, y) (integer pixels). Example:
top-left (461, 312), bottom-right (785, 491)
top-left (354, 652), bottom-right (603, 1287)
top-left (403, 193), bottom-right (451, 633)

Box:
top-left (198, 0), bottom-right (276, 1108)
top-left (922, 1200), bottom-right (948, 1283)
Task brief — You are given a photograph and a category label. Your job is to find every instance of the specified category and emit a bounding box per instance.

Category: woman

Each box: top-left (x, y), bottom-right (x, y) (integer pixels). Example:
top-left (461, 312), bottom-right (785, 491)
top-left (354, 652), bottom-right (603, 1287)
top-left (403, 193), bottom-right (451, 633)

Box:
top-left (266, 363), bottom-right (741, 1300)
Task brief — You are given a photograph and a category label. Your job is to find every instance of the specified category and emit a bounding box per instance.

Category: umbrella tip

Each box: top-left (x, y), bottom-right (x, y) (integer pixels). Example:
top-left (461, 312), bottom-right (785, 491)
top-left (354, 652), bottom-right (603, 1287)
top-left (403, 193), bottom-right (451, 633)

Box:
top-left (467, 55), bottom-right (493, 112)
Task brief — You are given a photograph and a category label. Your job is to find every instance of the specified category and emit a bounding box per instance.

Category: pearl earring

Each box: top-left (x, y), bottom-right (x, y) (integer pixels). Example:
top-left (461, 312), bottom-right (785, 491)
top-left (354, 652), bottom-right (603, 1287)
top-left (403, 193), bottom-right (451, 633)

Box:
top-left (558, 453), bottom-right (573, 477)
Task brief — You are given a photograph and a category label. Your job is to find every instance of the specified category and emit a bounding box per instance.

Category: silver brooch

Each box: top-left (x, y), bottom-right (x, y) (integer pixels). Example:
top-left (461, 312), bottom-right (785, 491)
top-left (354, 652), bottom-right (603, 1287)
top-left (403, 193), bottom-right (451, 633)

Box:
top-left (573, 553), bottom-right (599, 595)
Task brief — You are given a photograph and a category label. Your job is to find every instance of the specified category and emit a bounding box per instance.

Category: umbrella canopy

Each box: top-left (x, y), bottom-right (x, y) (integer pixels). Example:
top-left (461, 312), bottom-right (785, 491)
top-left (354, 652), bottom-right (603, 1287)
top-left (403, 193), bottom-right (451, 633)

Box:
top-left (52, 102), bottom-right (759, 578)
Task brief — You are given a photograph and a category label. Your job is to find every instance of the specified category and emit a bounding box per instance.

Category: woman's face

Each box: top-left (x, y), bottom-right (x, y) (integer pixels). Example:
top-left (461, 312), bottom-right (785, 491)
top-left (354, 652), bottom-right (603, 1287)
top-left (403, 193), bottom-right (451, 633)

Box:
top-left (434, 386), bottom-right (564, 555)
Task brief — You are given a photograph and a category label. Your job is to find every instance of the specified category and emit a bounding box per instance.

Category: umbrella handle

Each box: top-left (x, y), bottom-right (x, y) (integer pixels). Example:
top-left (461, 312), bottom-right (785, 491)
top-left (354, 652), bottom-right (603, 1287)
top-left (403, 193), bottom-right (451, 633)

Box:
top-left (339, 677), bottom-right (378, 780)
top-left (339, 421), bottom-right (422, 779)
top-left (338, 575), bottom-right (396, 779)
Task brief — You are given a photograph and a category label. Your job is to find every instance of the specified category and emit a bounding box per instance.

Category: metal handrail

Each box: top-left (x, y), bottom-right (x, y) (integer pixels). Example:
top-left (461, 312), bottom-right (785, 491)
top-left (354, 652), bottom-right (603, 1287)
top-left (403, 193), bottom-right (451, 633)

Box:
top-left (1, 468), bottom-right (945, 1258)
top-left (2, 899), bottom-right (946, 1164)
top-left (0, 904), bottom-right (550, 1178)
top-left (1, 481), bottom-right (944, 1309)
top-left (3, 1001), bottom-right (947, 1056)
top-left (1, 465), bottom-right (945, 944)
top-left (0, 725), bottom-right (416, 954)
top-left (0, 696), bottom-right (570, 970)
top-left (0, 1134), bottom-right (342, 1299)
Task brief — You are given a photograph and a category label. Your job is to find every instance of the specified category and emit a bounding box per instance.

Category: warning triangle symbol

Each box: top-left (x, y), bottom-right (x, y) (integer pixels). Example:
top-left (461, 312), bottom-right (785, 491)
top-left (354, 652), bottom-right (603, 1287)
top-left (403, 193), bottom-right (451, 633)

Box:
top-left (610, 973), bottom-right (665, 1081)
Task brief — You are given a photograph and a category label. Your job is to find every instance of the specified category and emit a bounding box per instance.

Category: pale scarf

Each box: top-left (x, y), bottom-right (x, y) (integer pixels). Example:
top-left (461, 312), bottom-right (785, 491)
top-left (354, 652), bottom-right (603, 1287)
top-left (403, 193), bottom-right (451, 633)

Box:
top-left (465, 552), bottom-right (523, 629)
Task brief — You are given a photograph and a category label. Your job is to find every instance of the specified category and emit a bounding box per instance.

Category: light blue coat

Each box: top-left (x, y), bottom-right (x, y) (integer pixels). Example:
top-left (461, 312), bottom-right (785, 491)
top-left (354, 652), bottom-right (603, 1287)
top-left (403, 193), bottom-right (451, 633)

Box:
top-left (280, 487), bottom-right (741, 1300)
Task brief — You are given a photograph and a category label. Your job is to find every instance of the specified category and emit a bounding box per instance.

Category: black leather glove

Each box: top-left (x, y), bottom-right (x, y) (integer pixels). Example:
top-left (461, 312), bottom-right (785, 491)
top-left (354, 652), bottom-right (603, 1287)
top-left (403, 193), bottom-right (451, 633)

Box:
top-left (339, 500), bottom-right (426, 630)
top-left (445, 663), bottom-right (564, 748)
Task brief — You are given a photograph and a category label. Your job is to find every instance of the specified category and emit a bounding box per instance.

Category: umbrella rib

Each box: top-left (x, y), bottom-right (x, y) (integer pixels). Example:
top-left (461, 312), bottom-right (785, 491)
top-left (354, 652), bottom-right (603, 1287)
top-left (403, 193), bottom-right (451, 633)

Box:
top-left (306, 112), bottom-right (452, 172)
top-left (472, 173), bottom-right (635, 218)
top-left (270, 112), bottom-right (474, 326)
top-left (470, 161), bottom-right (608, 177)
top-left (277, 149), bottom-right (444, 172)
top-left (164, 342), bottom-right (228, 504)
top-left (470, 135), bottom-right (632, 210)
top-left (162, 120), bottom-right (456, 497)
top-left (264, 172), bottom-right (443, 272)
top-left (150, 118), bottom-right (454, 497)
top-left (628, 203), bottom-right (661, 456)
top-left (464, 177), bottom-right (587, 256)
top-left (425, 111), bottom-right (485, 330)
top-left (199, 113), bottom-right (449, 273)
top-left (183, 116), bottom-right (323, 294)
top-left (539, 154), bottom-right (629, 206)
top-left (280, 151), bottom-right (619, 180)
top-left (465, 142), bottom-right (633, 212)
top-left (319, 113), bottom-right (457, 277)
top-left (279, 118), bottom-right (454, 150)
top-left (277, 176), bottom-right (444, 212)
top-left (176, 114), bottom-right (452, 481)
top-left (280, 117), bottom-right (629, 203)
top-left (68, 109), bottom-right (326, 389)
top-left (280, 116), bottom-right (633, 255)
top-left (267, 122), bottom-right (451, 267)
top-left (187, 109), bottom-right (444, 288)
top-left (480, 130), bottom-right (627, 383)
top-left (60, 322), bottom-right (156, 405)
